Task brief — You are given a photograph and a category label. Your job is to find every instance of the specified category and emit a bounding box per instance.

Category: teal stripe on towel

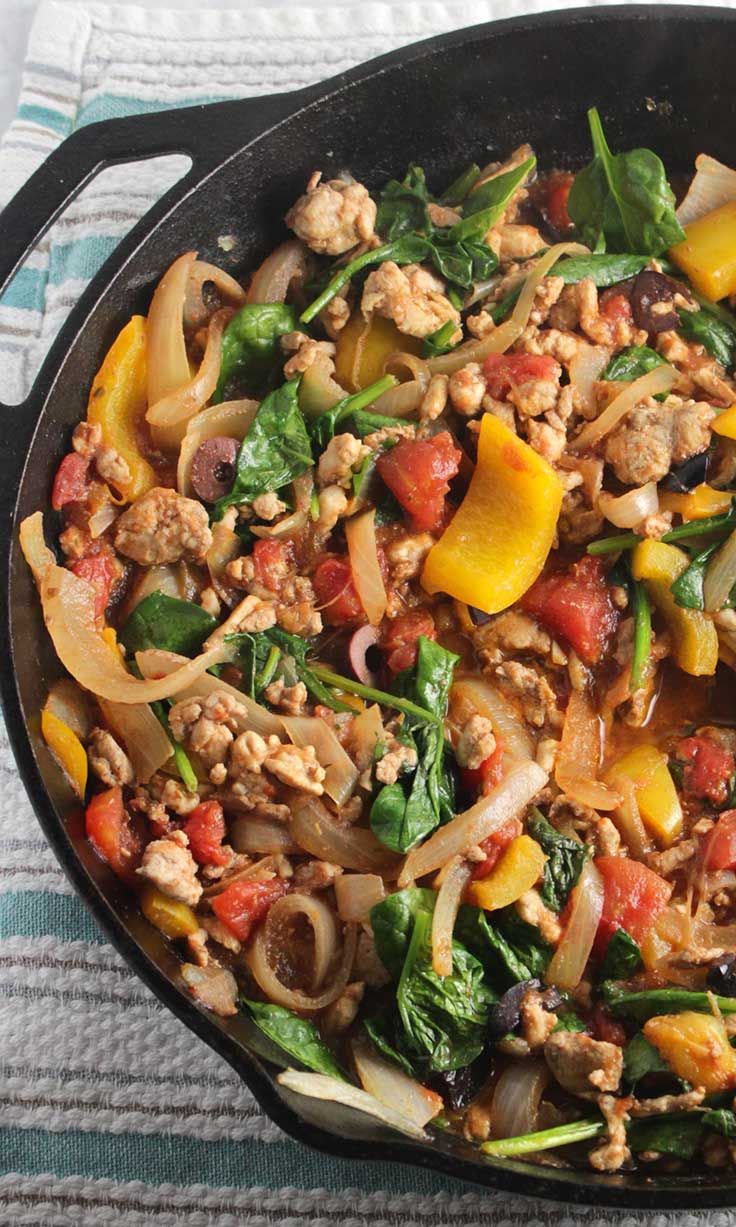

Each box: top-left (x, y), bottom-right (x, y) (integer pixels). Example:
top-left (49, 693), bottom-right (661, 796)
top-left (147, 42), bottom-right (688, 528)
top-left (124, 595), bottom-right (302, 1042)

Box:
top-left (0, 892), bottom-right (105, 944)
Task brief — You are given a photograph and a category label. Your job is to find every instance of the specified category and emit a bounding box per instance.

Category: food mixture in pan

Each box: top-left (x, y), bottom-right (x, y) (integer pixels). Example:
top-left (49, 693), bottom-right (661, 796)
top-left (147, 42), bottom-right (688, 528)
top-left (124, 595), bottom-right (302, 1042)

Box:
top-left (21, 107), bottom-right (736, 1172)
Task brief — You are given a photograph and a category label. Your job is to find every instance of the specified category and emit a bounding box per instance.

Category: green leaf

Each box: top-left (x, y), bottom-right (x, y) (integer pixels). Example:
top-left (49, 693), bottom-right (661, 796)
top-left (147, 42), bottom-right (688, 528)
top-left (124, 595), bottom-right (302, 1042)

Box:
top-left (308, 374), bottom-right (397, 452)
top-left (670, 542), bottom-right (721, 611)
top-left (490, 907), bottom-right (553, 981)
top-left (376, 164), bottom-right (433, 240)
top-left (557, 252), bottom-right (652, 287)
top-left (482, 1116), bottom-right (604, 1158)
top-left (451, 156), bottom-right (536, 241)
top-left (603, 981), bottom-right (736, 1022)
top-left (702, 1108), bottom-right (736, 1138)
top-left (552, 1012), bottom-right (587, 1033)
top-left (422, 322), bottom-right (460, 359)
top-left (599, 927), bottom-right (642, 981)
top-left (348, 408), bottom-right (407, 438)
top-left (602, 344), bottom-right (668, 382)
top-left (527, 808), bottom-right (588, 912)
top-left (623, 1032), bottom-right (671, 1085)
top-left (227, 628), bottom-right (356, 714)
top-left (370, 887), bottom-right (436, 979)
top-left (440, 162), bottom-right (481, 205)
top-left (627, 1114), bottom-right (704, 1160)
top-left (243, 1000), bottom-right (346, 1079)
top-left (300, 235), bottom-right (430, 324)
top-left (567, 107), bottom-right (685, 256)
top-left (214, 303), bottom-right (298, 402)
top-left (119, 591), bottom-right (217, 657)
top-left (679, 305), bottom-right (736, 371)
top-left (213, 379), bottom-right (313, 519)
top-left (363, 1015), bottom-right (417, 1076)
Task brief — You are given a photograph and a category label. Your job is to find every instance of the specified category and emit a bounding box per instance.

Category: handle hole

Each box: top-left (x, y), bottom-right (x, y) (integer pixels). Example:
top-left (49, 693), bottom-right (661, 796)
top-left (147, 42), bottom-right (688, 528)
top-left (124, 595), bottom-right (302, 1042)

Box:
top-left (0, 153), bottom-right (191, 406)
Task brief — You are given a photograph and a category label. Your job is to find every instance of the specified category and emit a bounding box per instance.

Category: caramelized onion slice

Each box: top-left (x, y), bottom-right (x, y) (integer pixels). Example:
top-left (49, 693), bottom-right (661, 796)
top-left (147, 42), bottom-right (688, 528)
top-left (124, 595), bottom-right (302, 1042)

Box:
top-left (556, 690), bottom-right (622, 813)
top-left (146, 251), bottom-right (196, 407)
top-left (98, 698), bottom-right (173, 784)
top-left (177, 398), bottom-right (258, 497)
top-left (352, 1035), bottom-right (442, 1128)
top-left (431, 856), bottom-right (472, 976)
top-left (573, 365), bottom-right (675, 452)
top-left (280, 715), bottom-right (358, 806)
top-left (248, 901), bottom-right (356, 1012)
top-left (227, 816), bottom-right (300, 856)
top-left (597, 482), bottom-right (658, 529)
top-left (346, 509), bottom-right (387, 627)
top-left (246, 239), bottom-right (311, 305)
top-left (289, 794), bottom-right (400, 875)
top-left (334, 873), bottom-right (386, 923)
top-left (136, 647), bottom-right (283, 737)
top-left (491, 1060), bottom-right (548, 1140)
top-left (545, 860), bottom-right (603, 990)
top-left (184, 259), bottom-right (246, 331)
top-left (146, 308), bottom-right (229, 452)
top-left (451, 676), bottom-right (533, 766)
top-left (277, 1069), bottom-right (427, 1139)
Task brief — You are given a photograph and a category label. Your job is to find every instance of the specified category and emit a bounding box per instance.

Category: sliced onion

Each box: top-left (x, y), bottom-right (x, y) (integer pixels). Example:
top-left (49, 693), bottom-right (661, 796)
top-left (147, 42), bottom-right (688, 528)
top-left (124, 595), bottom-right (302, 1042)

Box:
top-left (146, 308), bottom-right (229, 452)
top-left (546, 860), bottom-right (604, 990)
top-left (248, 907), bottom-right (356, 1011)
top-left (346, 703), bottom-right (385, 767)
top-left (120, 565), bottom-right (182, 622)
top-left (181, 962), bottom-right (238, 1016)
top-left (44, 678), bottom-right (95, 741)
top-left (98, 698), bottom-right (173, 784)
top-left (570, 344), bottom-right (610, 417)
top-left (135, 647), bottom-right (283, 737)
top-left (491, 1060), bottom-right (548, 1140)
top-left (399, 760), bottom-right (547, 888)
top-left (609, 776), bottom-right (654, 859)
top-left (703, 529), bottom-right (736, 612)
top-left (573, 365), bottom-right (675, 452)
top-left (334, 873), bottom-right (385, 923)
top-left (369, 380), bottom-right (425, 418)
top-left (184, 259), bottom-right (246, 331)
top-left (266, 891), bottom-right (339, 992)
top-left (251, 471), bottom-right (314, 540)
top-left (451, 676), bottom-right (533, 765)
top-left (556, 690), bottom-right (621, 812)
top-left (677, 154), bottom-right (736, 225)
top-left (281, 715), bottom-right (358, 806)
top-left (229, 816), bottom-right (300, 855)
top-left (431, 856), bottom-right (472, 976)
top-left (597, 482), bottom-right (658, 529)
top-left (299, 353), bottom-right (346, 418)
top-left (146, 251), bottom-right (196, 408)
top-left (289, 794), bottom-right (400, 874)
top-left (19, 511), bottom-right (55, 584)
top-left (346, 509), bottom-right (387, 627)
top-left (277, 1070), bottom-right (427, 1140)
top-left (246, 239), bottom-right (310, 305)
top-left (352, 1035), bottom-right (442, 1128)
top-left (87, 498), bottom-right (118, 539)
top-left (177, 398), bottom-right (258, 496)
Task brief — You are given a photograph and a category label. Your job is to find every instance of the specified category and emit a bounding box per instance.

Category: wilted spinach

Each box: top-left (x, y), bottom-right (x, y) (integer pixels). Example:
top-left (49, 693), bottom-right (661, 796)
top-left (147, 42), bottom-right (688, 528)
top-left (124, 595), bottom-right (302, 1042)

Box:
top-left (214, 303), bottom-right (298, 402)
top-left (308, 374), bottom-right (397, 451)
top-left (702, 1108), bottom-right (736, 1139)
top-left (568, 107), bottom-right (685, 255)
top-left (627, 1114), bottom-right (704, 1160)
top-left (423, 320), bottom-right (460, 358)
top-left (451, 156), bottom-right (537, 241)
top-left (678, 305), bottom-right (736, 371)
top-left (603, 981), bottom-right (736, 1022)
top-left (602, 344), bottom-right (668, 382)
top-left (527, 809), bottom-right (588, 911)
top-left (670, 541), bottom-right (722, 611)
top-left (439, 162), bottom-right (481, 205)
top-left (243, 1000), bottom-right (345, 1079)
top-left (119, 591), bottom-right (217, 658)
top-left (599, 927), bottom-right (643, 981)
top-left (557, 252), bottom-right (652, 286)
top-left (623, 1032), bottom-right (672, 1086)
top-left (227, 627), bottom-right (355, 713)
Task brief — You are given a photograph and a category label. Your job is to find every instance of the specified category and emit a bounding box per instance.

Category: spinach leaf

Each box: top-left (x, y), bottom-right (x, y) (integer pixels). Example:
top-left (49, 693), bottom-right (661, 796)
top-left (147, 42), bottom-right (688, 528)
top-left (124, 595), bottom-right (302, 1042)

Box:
top-left (440, 162), bottom-right (481, 205)
top-left (567, 107), bottom-right (685, 256)
top-left (603, 981), bottom-right (736, 1022)
top-left (527, 809), bottom-right (588, 912)
top-left (627, 1114), bottom-right (704, 1160)
top-left (349, 408), bottom-right (408, 438)
top-left (588, 498), bottom-right (736, 556)
top-left (630, 573), bottom-right (652, 692)
top-left (300, 234), bottom-right (430, 324)
top-left (119, 591), bottom-right (217, 658)
top-left (376, 164), bottom-right (433, 239)
top-left (599, 927), bottom-right (643, 981)
top-left (702, 1108), bottom-right (736, 1138)
top-left (227, 627), bottom-right (356, 714)
top-left (456, 905), bottom-right (551, 988)
top-left (670, 541), bottom-right (721, 611)
top-left (243, 1000), bottom-right (345, 1079)
top-left (492, 907), bottom-right (553, 980)
top-left (557, 252), bottom-right (652, 287)
top-left (623, 1032), bottom-right (671, 1085)
top-left (451, 156), bottom-right (536, 242)
top-left (370, 887), bottom-right (436, 979)
top-left (397, 909), bottom-right (495, 1073)
top-left (423, 320), bottom-right (460, 358)
top-left (308, 374), bottom-right (397, 452)
top-left (552, 1012), bottom-right (587, 1033)
top-left (370, 638), bottom-right (459, 853)
top-left (363, 1014), bottom-right (417, 1076)
top-left (214, 303), bottom-right (298, 402)
top-left (213, 379), bottom-right (313, 520)
top-left (602, 344), bottom-right (668, 382)
top-left (679, 306), bottom-right (736, 371)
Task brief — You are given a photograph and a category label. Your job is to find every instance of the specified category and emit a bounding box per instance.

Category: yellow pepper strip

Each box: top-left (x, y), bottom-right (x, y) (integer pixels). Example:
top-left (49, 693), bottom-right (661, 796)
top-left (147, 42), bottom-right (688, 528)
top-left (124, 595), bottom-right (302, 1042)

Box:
top-left (140, 884), bottom-right (200, 939)
top-left (422, 414), bottom-right (563, 613)
top-left (631, 538), bottom-right (718, 676)
top-left (659, 483), bottom-right (734, 521)
top-left (334, 314), bottom-right (421, 392)
top-left (40, 708), bottom-right (88, 799)
top-left (670, 201), bottom-right (736, 300)
top-left (713, 404), bottom-right (736, 441)
top-left (604, 743), bottom-right (682, 847)
top-left (644, 1012), bottom-right (736, 1093)
top-left (87, 315), bottom-right (156, 502)
top-left (466, 835), bottom-right (547, 912)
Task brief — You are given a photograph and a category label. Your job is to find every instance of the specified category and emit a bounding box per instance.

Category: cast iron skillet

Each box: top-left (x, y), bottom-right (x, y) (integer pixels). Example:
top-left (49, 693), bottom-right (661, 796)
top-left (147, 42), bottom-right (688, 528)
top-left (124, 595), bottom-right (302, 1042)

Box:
top-left (2, 4), bottom-right (736, 1207)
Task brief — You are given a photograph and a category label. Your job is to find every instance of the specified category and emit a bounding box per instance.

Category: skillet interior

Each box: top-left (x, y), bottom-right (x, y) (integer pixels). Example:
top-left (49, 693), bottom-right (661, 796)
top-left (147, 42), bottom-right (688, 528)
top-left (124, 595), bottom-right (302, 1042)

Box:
top-left (3, 4), bottom-right (736, 1207)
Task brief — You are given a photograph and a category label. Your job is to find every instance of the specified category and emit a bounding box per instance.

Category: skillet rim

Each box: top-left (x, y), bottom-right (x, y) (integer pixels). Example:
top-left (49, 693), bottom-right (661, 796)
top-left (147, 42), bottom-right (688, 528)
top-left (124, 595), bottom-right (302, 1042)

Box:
top-left (3, 3), bottom-right (736, 1207)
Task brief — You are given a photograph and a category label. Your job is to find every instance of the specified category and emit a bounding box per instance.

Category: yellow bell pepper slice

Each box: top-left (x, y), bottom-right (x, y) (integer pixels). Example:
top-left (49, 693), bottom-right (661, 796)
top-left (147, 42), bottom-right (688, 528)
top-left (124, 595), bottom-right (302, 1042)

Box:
top-left (631, 538), bottom-right (718, 676)
top-left (40, 708), bottom-right (88, 799)
top-left (604, 743), bottom-right (682, 847)
top-left (422, 413), bottom-right (563, 613)
top-left (670, 201), bottom-right (736, 300)
top-left (659, 483), bottom-right (733, 521)
top-left (87, 315), bottom-right (156, 502)
top-left (713, 404), bottom-right (736, 441)
top-left (644, 1011), bottom-right (736, 1093)
top-left (334, 314), bottom-right (421, 392)
top-left (466, 835), bottom-right (547, 912)
top-left (140, 884), bottom-right (200, 939)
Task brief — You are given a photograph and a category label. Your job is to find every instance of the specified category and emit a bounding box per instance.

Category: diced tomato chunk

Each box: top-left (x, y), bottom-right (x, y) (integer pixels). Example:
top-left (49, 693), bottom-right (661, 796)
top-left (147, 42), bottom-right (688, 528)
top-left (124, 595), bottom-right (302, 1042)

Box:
top-left (211, 876), bottom-right (287, 942)
top-left (252, 538), bottom-right (294, 594)
top-left (469, 815), bottom-right (522, 880)
top-left (382, 611), bottom-right (436, 673)
top-left (675, 735), bottom-right (735, 807)
top-left (85, 786), bottom-right (143, 880)
top-left (52, 452), bottom-right (89, 510)
top-left (521, 555), bottom-right (618, 665)
top-left (543, 172), bottom-right (575, 233)
top-left (594, 855), bottom-right (671, 955)
top-left (376, 431), bottom-right (461, 533)
top-left (482, 352), bottom-right (560, 401)
top-left (704, 810), bottom-right (736, 871)
top-left (313, 555), bottom-right (365, 626)
top-left (460, 738), bottom-right (506, 804)
top-left (589, 1004), bottom-right (626, 1046)
top-left (599, 288), bottom-right (634, 327)
top-left (183, 800), bottom-right (229, 867)
top-left (70, 543), bottom-right (117, 619)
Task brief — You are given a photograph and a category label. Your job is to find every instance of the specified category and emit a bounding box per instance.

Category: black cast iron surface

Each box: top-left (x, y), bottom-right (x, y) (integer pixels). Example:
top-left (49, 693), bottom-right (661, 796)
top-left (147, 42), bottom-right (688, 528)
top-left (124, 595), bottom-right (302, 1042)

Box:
top-left (2, 5), bottom-right (736, 1207)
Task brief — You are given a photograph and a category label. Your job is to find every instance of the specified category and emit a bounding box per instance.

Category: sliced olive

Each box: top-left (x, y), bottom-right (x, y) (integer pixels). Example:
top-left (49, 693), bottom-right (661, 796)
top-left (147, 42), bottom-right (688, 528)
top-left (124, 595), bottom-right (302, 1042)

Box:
top-left (190, 436), bottom-right (239, 503)
top-left (630, 270), bottom-right (682, 335)
top-left (487, 978), bottom-right (541, 1039)
top-left (707, 953), bottom-right (736, 997)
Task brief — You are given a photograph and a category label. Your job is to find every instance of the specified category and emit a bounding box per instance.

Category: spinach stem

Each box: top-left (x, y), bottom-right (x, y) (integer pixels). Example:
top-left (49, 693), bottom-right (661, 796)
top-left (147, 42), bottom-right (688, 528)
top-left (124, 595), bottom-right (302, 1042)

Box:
top-left (481, 1117), bottom-right (604, 1158)
top-left (630, 578), bottom-right (652, 692)
top-left (300, 242), bottom-right (399, 324)
top-left (310, 665), bottom-right (441, 726)
top-left (439, 162), bottom-right (481, 205)
top-left (151, 701), bottom-right (199, 794)
top-left (255, 645), bottom-right (281, 692)
top-left (588, 511), bottom-right (735, 556)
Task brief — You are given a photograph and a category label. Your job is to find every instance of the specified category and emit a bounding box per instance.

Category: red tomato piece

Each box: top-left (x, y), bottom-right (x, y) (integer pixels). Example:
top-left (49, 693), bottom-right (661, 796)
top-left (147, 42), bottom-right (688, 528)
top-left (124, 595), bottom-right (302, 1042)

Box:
top-left (52, 452), bottom-right (89, 510)
top-left (183, 800), bottom-right (229, 867)
top-left (376, 431), bottom-right (461, 533)
top-left (544, 172), bottom-right (575, 233)
top-left (675, 735), bottom-right (735, 807)
top-left (599, 288), bottom-right (634, 327)
top-left (70, 545), bottom-right (117, 619)
top-left (704, 810), bottom-right (736, 871)
top-left (382, 610), bottom-right (436, 674)
top-left (482, 352), bottom-right (560, 401)
top-left (521, 555), bottom-right (618, 665)
top-left (594, 855), bottom-right (671, 954)
top-left (211, 876), bottom-right (287, 942)
top-left (313, 556), bottom-right (365, 626)
top-left (85, 787), bottom-right (143, 880)
top-left (469, 815), bottom-right (522, 880)
top-left (252, 538), bottom-right (294, 594)
top-left (589, 1004), bottom-right (626, 1046)
top-left (460, 738), bottom-right (506, 803)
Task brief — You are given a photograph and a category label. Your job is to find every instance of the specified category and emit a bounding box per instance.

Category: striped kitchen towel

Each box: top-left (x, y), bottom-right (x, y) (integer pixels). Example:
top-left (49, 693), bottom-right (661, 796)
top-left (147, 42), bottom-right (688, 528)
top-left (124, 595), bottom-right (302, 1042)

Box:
top-left (0, 1), bottom-right (725, 1224)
